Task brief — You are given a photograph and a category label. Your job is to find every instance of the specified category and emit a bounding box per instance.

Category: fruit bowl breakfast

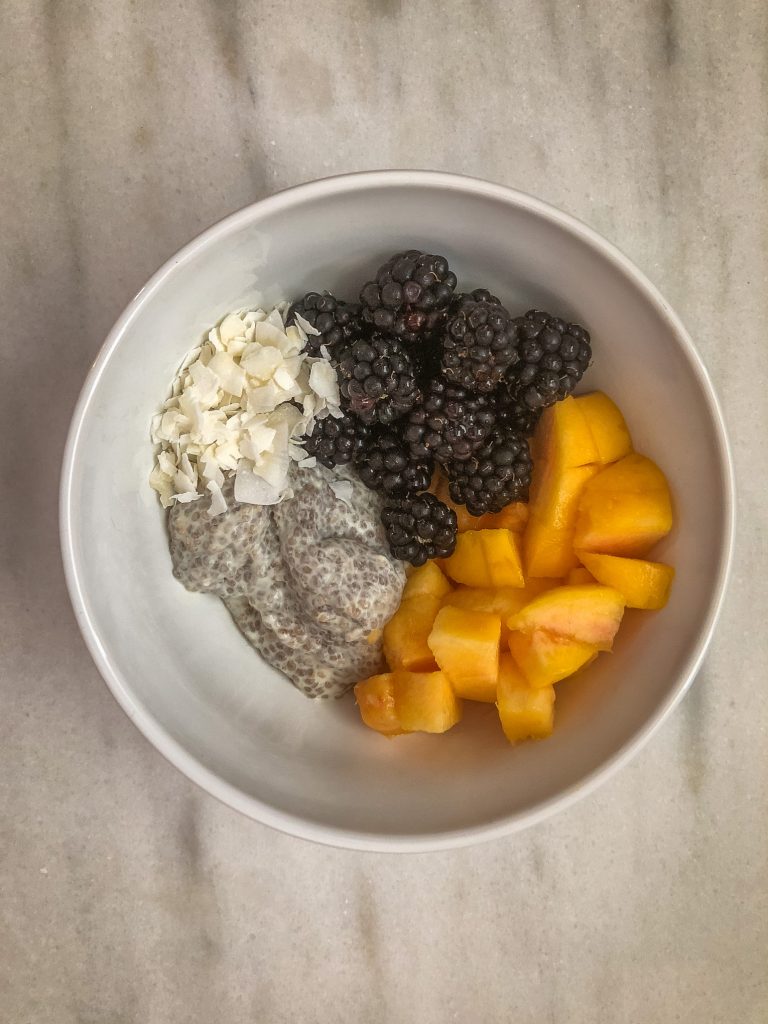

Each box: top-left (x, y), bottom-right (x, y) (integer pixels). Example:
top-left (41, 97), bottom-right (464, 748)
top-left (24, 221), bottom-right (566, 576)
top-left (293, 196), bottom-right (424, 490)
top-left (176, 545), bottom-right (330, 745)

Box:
top-left (60, 172), bottom-right (733, 851)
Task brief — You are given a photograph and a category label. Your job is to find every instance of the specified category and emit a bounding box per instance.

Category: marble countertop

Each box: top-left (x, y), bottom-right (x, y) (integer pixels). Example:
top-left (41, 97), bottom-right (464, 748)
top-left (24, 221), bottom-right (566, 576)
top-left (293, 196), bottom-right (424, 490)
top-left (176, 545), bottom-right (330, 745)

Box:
top-left (2, 1), bottom-right (766, 1021)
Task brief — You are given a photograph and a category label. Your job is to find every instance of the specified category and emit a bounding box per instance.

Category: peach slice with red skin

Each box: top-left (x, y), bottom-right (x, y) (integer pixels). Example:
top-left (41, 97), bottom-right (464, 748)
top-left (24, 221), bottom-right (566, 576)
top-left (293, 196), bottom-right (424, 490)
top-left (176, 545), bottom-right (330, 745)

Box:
top-left (508, 629), bottom-right (598, 688)
top-left (506, 584), bottom-right (625, 651)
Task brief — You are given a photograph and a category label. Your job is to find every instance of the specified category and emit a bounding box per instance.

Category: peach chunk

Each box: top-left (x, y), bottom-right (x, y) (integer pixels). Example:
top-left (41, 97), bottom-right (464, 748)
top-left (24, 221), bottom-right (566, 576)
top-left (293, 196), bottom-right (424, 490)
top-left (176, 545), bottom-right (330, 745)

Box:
top-left (354, 671), bottom-right (462, 735)
top-left (442, 580), bottom-right (559, 643)
top-left (354, 674), bottom-right (403, 735)
top-left (496, 655), bottom-right (555, 741)
top-left (402, 561), bottom-right (452, 601)
top-left (524, 399), bottom-right (602, 578)
top-left (428, 605), bottom-right (501, 702)
top-left (573, 454), bottom-right (673, 557)
top-left (574, 392), bottom-right (633, 465)
top-left (506, 584), bottom-right (625, 651)
top-left (383, 596), bottom-right (442, 672)
top-left (442, 529), bottom-right (525, 588)
top-left (394, 670), bottom-right (463, 733)
top-left (576, 551), bottom-right (675, 610)
top-left (508, 629), bottom-right (598, 688)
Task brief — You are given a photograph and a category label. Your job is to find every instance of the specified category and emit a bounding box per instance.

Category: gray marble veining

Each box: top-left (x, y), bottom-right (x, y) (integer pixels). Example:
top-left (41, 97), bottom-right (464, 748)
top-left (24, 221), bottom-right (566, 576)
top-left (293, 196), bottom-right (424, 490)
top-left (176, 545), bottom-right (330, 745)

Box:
top-left (1, 1), bottom-right (767, 1021)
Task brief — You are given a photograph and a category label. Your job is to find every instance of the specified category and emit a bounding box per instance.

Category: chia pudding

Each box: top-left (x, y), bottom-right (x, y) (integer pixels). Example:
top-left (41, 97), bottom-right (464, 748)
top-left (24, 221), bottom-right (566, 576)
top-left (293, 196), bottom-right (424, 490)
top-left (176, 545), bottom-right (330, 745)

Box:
top-left (169, 465), bottom-right (406, 698)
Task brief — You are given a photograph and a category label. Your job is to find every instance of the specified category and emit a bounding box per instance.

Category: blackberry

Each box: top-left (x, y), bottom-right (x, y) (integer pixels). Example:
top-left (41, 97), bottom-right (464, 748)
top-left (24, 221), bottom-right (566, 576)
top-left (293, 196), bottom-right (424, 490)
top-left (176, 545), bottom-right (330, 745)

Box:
top-left (381, 493), bottom-right (457, 566)
top-left (356, 430), bottom-right (433, 497)
top-left (334, 334), bottom-right (420, 426)
top-left (441, 299), bottom-right (520, 393)
top-left (303, 411), bottom-right (370, 469)
top-left (447, 425), bottom-right (532, 516)
top-left (510, 309), bottom-right (592, 410)
top-left (403, 378), bottom-right (496, 464)
top-left (493, 384), bottom-right (542, 437)
top-left (287, 291), bottom-right (362, 354)
top-left (360, 250), bottom-right (457, 343)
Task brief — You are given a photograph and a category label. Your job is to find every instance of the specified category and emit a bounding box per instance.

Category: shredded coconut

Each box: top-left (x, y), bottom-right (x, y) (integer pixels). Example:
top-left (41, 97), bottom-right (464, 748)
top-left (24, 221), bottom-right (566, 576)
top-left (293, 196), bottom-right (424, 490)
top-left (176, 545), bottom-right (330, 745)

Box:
top-left (149, 304), bottom-right (341, 514)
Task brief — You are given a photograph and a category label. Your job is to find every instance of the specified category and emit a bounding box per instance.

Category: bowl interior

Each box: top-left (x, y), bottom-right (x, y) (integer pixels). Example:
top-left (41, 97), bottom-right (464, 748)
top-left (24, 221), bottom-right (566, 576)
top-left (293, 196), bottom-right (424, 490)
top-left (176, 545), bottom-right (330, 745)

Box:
top-left (63, 176), bottom-right (731, 848)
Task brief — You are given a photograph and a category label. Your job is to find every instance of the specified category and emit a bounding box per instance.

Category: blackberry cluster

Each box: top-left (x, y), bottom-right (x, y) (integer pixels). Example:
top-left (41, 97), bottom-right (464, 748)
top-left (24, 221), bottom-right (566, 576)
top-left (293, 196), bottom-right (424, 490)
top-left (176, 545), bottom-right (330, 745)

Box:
top-left (303, 411), bottom-right (370, 469)
top-left (334, 334), bottom-right (420, 426)
top-left (287, 291), bottom-right (362, 354)
top-left (446, 425), bottom-right (532, 516)
top-left (441, 298), bottom-right (520, 392)
top-left (356, 431), bottom-right (433, 498)
top-left (404, 379), bottom-right (495, 463)
top-left (292, 251), bottom-right (593, 564)
top-left (381, 493), bottom-right (457, 566)
top-left (360, 250), bottom-right (457, 343)
top-left (510, 310), bottom-right (592, 410)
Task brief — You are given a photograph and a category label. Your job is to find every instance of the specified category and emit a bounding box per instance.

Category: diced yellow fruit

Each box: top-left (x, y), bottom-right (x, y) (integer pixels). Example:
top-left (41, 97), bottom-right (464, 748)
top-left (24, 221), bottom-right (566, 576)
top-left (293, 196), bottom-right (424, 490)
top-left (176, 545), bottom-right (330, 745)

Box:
top-left (573, 454), bottom-right (673, 556)
top-left (576, 551), bottom-right (675, 610)
top-left (566, 566), bottom-right (596, 585)
top-left (496, 655), bottom-right (555, 741)
top-left (354, 674), bottom-right (403, 735)
top-left (394, 670), bottom-right (463, 733)
top-left (508, 629), bottom-right (598, 688)
top-left (427, 605), bottom-right (501, 702)
top-left (442, 579), bottom-right (559, 642)
top-left (507, 584), bottom-right (625, 651)
top-left (575, 392), bottom-right (633, 465)
top-left (530, 396), bottom-right (600, 476)
top-left (402, 561), bottom-right (452, 601)
top-left (482, 529), bottom-right (526, 587)
top-left (383, 595), bottom-right (441, 672)
top-left (442, 529), bottom-right (525, 588)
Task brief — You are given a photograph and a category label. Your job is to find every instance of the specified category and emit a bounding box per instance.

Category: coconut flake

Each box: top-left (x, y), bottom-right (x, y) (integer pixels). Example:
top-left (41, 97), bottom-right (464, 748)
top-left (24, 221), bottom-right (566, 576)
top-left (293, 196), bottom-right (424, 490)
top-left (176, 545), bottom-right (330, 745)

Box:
top-left (206, 479), bottom-right (228, 517)
top-left (294, 311), bottom-right (321, 337)
top-left (328, 479), bottom-right (354, 506)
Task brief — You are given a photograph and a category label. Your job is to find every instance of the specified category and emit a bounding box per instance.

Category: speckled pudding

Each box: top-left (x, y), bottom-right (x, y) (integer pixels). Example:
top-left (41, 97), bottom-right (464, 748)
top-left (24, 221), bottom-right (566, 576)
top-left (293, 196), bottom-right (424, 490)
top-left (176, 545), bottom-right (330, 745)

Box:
top-left (168, 464), bottom-right (406, 698)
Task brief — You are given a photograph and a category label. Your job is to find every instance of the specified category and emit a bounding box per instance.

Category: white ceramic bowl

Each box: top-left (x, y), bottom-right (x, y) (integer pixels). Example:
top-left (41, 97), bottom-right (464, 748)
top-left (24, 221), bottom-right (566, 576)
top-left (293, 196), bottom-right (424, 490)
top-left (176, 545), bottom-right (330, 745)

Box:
top-left (60, 171), bottom-right (734, 852)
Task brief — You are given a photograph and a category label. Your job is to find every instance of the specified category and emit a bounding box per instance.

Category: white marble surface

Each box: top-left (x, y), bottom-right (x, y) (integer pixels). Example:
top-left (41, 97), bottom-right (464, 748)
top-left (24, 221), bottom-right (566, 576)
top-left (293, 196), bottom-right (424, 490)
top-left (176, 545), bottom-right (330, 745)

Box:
top-left (2, 1), bottom-right (767, 1021)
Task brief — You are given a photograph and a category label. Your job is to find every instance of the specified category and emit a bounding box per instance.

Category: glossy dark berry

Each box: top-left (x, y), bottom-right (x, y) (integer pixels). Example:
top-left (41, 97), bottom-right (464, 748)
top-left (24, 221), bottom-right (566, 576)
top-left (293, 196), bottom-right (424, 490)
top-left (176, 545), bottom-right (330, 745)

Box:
top-left (441, 299), bottom-right (520, 392)
top-left (287, 291), bottom-right (363, 353)
top-left (509, 309), bottom-right (592, 410)
top-left (360, 250), bottom-right (458, 344)
top-left (403, 378), bottom-right (496, 464)
top-left (381, 493), bottom-right (458, 566)
top-left (334, 334), bottom-right (420, 426)
top-left (446, 425), bottom-right (532, 515)
top-left (492, 384), bottom-right (542, 437)
top-left (302, 411), bottom-right (370, 469)
top-left (356, 430), bottom-right (433, 497)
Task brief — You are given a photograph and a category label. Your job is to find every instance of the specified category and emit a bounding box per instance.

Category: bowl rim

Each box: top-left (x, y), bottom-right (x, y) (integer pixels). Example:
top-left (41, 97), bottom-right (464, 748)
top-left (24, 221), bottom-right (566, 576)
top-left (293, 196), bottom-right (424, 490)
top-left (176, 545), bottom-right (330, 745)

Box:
top-left (59, 169), bottom-right (735, 853)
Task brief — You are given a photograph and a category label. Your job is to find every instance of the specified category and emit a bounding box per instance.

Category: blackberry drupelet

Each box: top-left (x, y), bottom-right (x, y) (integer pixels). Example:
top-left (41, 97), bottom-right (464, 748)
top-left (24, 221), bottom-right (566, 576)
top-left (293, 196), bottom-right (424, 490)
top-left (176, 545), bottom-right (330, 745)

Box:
top-left (302, 411), bottom-right (370, 469)
top-left (356, 430), bottom-right (434, 497)
top-left (403, 378), bottom-right (496, 464)
top-left (510, 309), bottom-right (592, 410)
top-left (359, 250), bottom-right (458, 343)
top-left (441, 299), bottom-right (520, 393)
top-left (446, 425), bottom-right (533, 516)
top-left (449, 287), bottom-right (502, 312)
top-left (334, 333), bottom-right (421, 426)
top-left (287, 291), bottom-right (362, 353)
top-left (381, 493), bottom-right (458, 566)
top-left (493, 384), bottom-right (542, 437)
